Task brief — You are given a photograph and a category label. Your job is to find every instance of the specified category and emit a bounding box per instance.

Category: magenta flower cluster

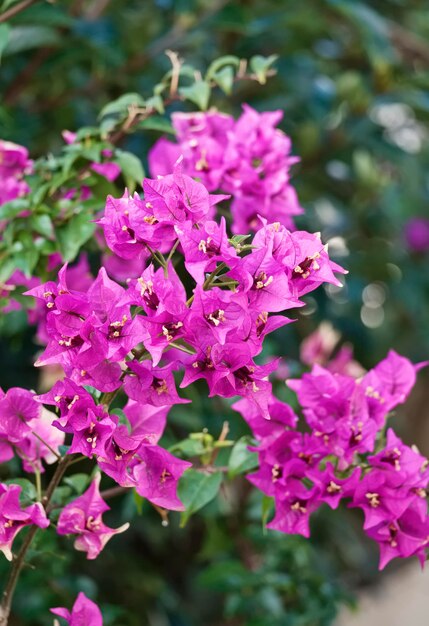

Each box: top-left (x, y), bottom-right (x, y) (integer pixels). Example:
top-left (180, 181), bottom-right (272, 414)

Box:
top-left (13, 162), bottom-right (342, 521)
top-left (149, 106), bottom-right (303, 233)
top-left (236, 350), bottom-right (429, 568)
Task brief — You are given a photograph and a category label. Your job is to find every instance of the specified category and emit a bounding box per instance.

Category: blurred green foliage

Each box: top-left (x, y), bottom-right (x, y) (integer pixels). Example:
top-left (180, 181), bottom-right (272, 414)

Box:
top-left (1, 0), bottom-right (429, 624)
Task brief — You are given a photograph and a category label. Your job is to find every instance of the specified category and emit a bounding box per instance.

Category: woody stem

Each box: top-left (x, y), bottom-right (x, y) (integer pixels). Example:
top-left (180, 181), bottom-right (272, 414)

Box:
top-left (0, 455), bottom-right (73, 625)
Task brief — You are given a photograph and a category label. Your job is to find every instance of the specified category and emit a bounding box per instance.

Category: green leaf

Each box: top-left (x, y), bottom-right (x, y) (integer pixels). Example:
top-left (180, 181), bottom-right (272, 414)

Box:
top-left (98, 93), bottom-right (145, 120)
top-left (212, 66), bottom-right (234, 95)
top-left (262, 495), bottom-right (274, 533)
top-left (30, 214), bottom-right (54, 238)
top-left (110, 408), bottom-right (129, 427)
top-left (145, 94), bottom-right (165, 114)
top-left (50, 485), bottom-right (72, 506)
top-left (169, 438), bottom-right (206, 457)
top-left (133, 490), bottom-right (144, 515)
top-left (206, 55), bottom-right (240, 80)
top-left (56, 212), bottom-right (95, 262)
top-left (115, 150), bottom-right (145, 191)
top-left (5, 478), bottom-right (36, 505)
top-left (12, 236), bottom-right (38, 277)
top-left (229, 234), bottom-right (252, 248)
top-left (0, 23), bottom-right (10, 64)
top-left (250, 54), bottom-right (278, 84)
top-left (138, 116), bottom-right (175, 134)
top-left (63, 474), bottom-right (90, 495)
top-left (179, 81), bottom-right (211, 111)
top-left (228, 437), bottom-right (259, 478)
top-left (178, 469), bottom-right (222, 526)
top-left (0, 255), bottom-right (16, 283)
top-left (0, 198), bottom-right (29, 220)
top-left (4, 26), bottom-right (61, 55)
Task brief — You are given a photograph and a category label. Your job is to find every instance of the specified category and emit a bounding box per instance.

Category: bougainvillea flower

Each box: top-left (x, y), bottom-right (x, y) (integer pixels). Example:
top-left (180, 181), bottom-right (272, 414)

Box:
top-left (57, 474), bottom-right (129, 559)
top-left (132, 445), bottom-right (192, 510)
top-left (67, 407), bottom-right (118, 458)
top-left (0, 483), bottom-right (49, 561)
top-left (51, 592), bottom-right (103, 626)
top-left (369, 429), bottom-right (429, 488)
top-left (124, 360), bottom-right (190, 407)
top-left (174, 218), bottom-right (238, 284)
top-left (18, 408), bottom-right (65, 473)
top-left (0, 387), bottom-right (41, 444)
top-left (366, 507), bottom-right (429, 570)
top-left (266, 480), bottom-right (320, 537)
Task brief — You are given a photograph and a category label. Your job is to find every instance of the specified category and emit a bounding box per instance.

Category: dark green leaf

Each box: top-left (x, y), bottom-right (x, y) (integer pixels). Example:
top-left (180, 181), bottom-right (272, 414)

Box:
top-left (0, 198), bottom-right (29, 220)
top-left (169, 438), bottom-right (206, 457)
top-left (56, 212), bottom-right (95, 262)
top-left (0, 23), bottom-right (10, 63)
top-left (63, 474), bottom-right (90, 495)
top-left (178, 469), bottom-right (222, 526)
top-left (115, 150), bottom-right (145, 191)
top-left (228, 437), bottom-right (258, 478)
top-left (30, 214), bottom-right (54, 239)
top-left (98, 93), bottom-right (145, 120)
top-left (138, 116), bottom-right (175, 134)
top-left (206, 55), bottom-right (240, 80)
top-left (179, 81), bottom-right (211, 111)
top-left (5, 478), bottom-right (36, 505)
top-left (212, 66), bottom-right (234, 95)
top-left (4, 26), bottom-right (61, 55)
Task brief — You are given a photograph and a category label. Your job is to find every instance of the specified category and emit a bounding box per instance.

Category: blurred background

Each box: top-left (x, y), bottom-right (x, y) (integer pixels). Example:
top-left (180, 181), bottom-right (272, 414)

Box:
top-left (1, 0), bottom-right (429, 624)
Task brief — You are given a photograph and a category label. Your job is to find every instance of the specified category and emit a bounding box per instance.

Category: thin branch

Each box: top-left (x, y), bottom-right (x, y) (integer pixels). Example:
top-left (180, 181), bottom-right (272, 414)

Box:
top-left (209, 421), bottom-right (230, 466)
top-left (0, 0), bottom-right (39, 24)
top-left (31, 431), bottom-right (61, 460)
top-left (167, 341), bottom-right (196, 356)
top-left (165, 49), bottom-right (182, 98)
top-left (0, 455), bottom-right (73, 625)
top-left (100, 486), bottom-right (129, 500)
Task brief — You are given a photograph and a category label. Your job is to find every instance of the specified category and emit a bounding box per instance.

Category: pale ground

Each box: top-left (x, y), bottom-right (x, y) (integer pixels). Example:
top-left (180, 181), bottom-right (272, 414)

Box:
top-left (336, 562), bottom-right (429, 626)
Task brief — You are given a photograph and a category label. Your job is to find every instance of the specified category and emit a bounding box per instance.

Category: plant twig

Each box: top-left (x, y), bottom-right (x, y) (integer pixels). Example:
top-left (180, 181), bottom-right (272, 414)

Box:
top-left (209, 421), bottom-right (229, 466)
top-left (100, 485), bottom-right (130, 500)
top-left (165, 49), bottom-right (182, 98)
top-left (0, 0), bottom-right (39, 24)
top-left (31, 431), bottom-right (61, 460)
top-left (0, 455), bottom-right (73, 625)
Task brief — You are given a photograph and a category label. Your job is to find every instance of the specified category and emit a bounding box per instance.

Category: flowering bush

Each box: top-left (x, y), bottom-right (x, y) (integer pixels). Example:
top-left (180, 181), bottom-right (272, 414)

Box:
top-left (0, 53), bottom-right (428, 625)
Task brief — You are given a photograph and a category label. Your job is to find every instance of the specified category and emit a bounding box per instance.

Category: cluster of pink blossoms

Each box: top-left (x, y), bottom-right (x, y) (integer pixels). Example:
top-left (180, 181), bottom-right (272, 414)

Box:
top-left (11, 162), bottom-right (342, 518)
top-left (235, 350), bottom-right (429, 568)
top-left (0, 140), bottom-right (32, 206)
top-left (149, 105), bottom-right (303, 233)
